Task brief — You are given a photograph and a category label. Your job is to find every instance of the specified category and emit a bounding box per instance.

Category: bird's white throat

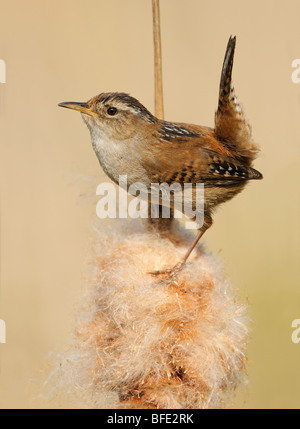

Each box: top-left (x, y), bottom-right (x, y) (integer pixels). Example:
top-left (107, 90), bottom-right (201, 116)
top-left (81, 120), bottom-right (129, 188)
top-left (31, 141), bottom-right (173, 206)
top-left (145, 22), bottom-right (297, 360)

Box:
top-left (81, 113), bottom-right (147, 186)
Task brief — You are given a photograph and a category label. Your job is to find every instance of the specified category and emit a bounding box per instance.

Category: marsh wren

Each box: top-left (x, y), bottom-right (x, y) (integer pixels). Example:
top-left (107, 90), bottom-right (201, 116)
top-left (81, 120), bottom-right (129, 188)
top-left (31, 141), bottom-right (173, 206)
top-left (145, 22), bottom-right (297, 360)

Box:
top-left (59, 36), bottom-right (262, 276)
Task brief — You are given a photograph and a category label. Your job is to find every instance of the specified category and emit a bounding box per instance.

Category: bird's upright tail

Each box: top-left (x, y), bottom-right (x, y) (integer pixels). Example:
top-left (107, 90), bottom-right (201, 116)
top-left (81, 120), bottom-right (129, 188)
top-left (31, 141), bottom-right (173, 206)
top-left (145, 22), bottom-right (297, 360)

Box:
top-left (218, 35), bottom-right (236, 112)
top-left (215, 36), bottom-right (259, 165)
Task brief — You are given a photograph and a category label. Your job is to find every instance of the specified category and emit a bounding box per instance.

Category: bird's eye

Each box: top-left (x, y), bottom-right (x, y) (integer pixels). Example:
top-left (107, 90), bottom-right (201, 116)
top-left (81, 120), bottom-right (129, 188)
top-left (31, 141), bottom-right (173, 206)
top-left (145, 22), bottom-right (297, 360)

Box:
top-left (107, 107), bottom-right (118, 116)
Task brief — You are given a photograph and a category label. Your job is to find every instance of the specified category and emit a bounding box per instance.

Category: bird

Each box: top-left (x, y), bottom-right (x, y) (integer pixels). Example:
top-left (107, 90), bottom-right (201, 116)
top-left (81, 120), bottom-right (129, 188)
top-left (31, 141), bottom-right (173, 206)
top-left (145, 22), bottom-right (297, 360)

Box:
top-left (59, 36), bottom-right (262, 277)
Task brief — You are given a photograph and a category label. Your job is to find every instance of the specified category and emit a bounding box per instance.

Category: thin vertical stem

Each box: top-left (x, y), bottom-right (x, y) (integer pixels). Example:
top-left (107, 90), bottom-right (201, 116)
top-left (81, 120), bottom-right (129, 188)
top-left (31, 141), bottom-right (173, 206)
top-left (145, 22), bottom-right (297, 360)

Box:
top-left (152, 0), bottom-right (164, 120)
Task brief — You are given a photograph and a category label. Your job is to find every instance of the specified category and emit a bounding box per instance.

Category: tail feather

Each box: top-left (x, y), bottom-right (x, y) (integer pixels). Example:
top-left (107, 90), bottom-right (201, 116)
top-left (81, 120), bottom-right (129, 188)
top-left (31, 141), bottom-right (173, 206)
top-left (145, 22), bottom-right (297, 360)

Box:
top-left (215, 36), bottom-right (259, 165)
top-left (218, 35), bottom-right (236, 111)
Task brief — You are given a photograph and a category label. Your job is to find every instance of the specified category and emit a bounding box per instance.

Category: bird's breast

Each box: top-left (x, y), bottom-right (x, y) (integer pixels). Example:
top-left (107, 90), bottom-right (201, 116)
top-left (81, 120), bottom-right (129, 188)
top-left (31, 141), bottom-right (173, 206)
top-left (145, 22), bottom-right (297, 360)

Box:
top-left (90, 134), bottom-right (148, 187)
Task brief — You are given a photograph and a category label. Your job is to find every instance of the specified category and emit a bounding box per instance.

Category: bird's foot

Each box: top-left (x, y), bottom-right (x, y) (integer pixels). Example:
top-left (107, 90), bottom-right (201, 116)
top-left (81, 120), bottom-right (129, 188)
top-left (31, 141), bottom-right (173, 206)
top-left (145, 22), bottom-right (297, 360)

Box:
top-left (148, 260), bottom-right (185, 278)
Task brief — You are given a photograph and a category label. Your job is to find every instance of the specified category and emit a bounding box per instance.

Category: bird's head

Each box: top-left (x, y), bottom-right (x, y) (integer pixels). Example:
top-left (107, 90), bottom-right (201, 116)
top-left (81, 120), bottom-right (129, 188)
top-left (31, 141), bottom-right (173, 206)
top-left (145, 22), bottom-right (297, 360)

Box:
top-left (59, 92), bottom-right (157, 142)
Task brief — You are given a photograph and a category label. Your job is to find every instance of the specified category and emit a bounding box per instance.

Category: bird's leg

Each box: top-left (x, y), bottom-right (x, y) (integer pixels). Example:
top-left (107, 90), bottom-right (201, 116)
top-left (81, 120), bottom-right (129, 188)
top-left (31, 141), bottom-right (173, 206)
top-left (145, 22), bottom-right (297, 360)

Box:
top-left (149, 229), bottom-right (205, 277)
top-left (149, 216), bottom-right (212, 277)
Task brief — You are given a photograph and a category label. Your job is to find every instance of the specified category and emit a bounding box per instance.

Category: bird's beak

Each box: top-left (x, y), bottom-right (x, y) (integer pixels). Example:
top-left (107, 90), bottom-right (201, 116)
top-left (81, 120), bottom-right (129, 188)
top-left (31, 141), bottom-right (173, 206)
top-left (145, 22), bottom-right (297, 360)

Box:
top-left (58, 101), bottom-right (96, 117)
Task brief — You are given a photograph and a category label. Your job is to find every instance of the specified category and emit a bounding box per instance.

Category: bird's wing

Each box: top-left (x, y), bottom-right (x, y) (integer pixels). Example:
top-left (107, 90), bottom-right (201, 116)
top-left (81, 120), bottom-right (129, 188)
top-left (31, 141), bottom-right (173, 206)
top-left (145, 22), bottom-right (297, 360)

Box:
top-left (214, 36), bottom-right (258, 164)
top-left (144, 147), bottom-right (262, 188)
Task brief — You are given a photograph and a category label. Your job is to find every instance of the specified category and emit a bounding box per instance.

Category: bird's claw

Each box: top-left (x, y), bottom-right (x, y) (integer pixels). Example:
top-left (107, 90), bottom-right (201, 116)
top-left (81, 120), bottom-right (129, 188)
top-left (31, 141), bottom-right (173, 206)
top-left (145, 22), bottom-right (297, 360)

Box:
top-left (148, 261), bottom-right (185, 278)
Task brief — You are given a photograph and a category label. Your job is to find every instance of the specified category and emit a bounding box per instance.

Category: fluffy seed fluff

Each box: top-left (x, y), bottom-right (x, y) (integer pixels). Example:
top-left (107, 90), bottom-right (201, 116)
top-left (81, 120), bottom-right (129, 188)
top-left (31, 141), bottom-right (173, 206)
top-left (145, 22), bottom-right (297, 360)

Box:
top-left (45, 219), bottom-right (249, 409)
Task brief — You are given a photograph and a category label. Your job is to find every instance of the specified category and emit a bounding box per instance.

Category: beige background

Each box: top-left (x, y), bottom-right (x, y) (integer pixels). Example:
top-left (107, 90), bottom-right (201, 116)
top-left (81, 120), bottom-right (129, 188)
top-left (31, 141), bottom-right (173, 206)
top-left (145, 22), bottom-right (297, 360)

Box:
top-left (0, 0), bottom-right (300, 408)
